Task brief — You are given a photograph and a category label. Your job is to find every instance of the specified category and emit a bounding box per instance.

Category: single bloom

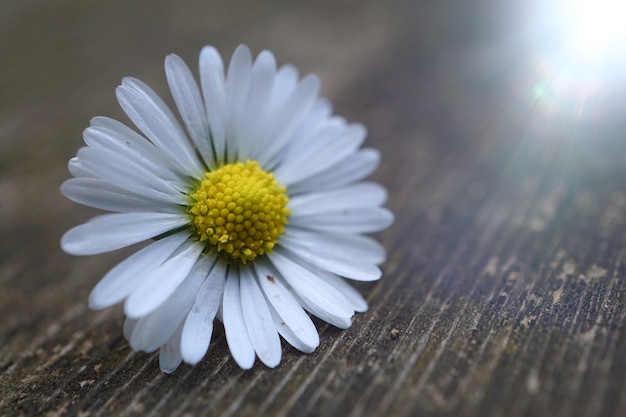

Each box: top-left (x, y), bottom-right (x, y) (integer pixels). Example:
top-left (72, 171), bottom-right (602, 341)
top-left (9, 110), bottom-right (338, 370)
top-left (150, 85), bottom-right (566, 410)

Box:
top-left (61, 45), bottom-right (393, 373)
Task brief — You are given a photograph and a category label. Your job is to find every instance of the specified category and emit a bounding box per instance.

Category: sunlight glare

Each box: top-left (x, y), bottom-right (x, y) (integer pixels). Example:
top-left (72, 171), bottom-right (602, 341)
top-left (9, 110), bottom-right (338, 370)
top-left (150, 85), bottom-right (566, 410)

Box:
top-left (559, 0), bottom-right (626, 63)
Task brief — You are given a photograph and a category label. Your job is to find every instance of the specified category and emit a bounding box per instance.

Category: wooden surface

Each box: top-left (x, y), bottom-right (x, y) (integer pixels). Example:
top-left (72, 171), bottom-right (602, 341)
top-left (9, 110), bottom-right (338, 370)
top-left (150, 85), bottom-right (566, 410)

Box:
top-left (2, 0), bottom-right (626, 416)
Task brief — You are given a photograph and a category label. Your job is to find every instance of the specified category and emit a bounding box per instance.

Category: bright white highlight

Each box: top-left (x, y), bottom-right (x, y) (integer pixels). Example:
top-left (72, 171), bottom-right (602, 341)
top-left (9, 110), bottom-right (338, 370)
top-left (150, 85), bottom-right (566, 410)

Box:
top-left (556, 0), bottom-right (626, 63)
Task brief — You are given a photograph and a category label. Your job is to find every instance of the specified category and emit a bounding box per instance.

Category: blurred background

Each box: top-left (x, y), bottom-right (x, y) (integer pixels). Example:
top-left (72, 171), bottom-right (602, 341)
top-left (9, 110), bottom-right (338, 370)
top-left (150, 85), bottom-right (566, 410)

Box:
top-left (2, 0), bottom-right (626, 416)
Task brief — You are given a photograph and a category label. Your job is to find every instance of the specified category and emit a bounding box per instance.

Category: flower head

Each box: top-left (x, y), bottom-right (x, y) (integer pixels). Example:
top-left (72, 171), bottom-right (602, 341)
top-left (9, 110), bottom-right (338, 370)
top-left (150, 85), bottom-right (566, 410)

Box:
top-left (61, 45), bottom-right (393, 373)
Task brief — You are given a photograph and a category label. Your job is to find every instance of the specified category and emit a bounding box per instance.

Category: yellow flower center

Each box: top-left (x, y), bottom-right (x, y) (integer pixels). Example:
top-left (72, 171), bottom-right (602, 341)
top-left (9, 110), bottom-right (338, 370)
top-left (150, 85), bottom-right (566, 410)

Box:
top-left (188, 160), bottom-right (290, 263)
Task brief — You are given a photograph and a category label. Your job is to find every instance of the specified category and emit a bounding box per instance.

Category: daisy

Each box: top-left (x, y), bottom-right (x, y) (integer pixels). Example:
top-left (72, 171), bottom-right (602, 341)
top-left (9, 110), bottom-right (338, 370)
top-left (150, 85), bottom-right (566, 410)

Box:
top-left (61, 45), bottom-right (393, 373)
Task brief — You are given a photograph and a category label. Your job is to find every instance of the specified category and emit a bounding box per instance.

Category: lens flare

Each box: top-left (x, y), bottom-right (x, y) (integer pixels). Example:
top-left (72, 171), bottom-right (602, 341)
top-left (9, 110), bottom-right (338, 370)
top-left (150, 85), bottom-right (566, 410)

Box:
top-left (521, 0), bottom-right (626, 126)
top-left (566, 0), bottom-right (626, 59)
top-left (541, 0), bottom-right (626, 72)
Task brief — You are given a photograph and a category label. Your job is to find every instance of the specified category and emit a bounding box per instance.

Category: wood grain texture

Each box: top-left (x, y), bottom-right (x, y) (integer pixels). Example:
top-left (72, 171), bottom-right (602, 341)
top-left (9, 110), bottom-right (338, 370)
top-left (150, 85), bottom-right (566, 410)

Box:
top-left (2, 0), bottom-right (626, 416)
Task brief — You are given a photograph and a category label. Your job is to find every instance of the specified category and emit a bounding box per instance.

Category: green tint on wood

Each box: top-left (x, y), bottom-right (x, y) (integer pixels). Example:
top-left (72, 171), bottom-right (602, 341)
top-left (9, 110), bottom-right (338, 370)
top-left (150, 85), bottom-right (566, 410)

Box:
top-left (1, 0), bottom-right (626, 416)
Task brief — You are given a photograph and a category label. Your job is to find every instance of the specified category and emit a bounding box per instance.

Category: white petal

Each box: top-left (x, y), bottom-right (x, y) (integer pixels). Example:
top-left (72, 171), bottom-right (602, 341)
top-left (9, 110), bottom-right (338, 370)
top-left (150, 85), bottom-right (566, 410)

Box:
top-left (75, 146), bottom-right (186, 203)
top-left (224, 45), bottom-right (253, 162)
top-left (240, 265), bottom-right (282, 368)
top-left (274, 116), bottom-right (344, 173)
top-left (270, 308), bottom-right (318, 354)
top-left (223, 266), bottom-right (255, 369)
top-left (240, 50), bottom-right (277, 160)
top-left (61, 213), bottom-right (189, 256)
top-left (289, 182), bottom-right (387, 217)
top-left (159, 323), bottom-right (184, 374)
top-left (278, 98), bottom-right (333, 159)
top-left (271, 64), bottom-right (299, 107)
top-left (199, 46), bottom-right (226, 165)
top-left (61, 178), bottom-right (180, 213)
top-left (68, 157), bottom-right (94, 177)
top-left (253, 258), bottom-right (319, 352)
top-left (288, 208), bottom-right (394, 234)
top-left (281, 227), bottom-right (386, 282)
top-left (131, 315), bottom-right (181, 353)
top-left (124, 240), bottom-right (203, 319)
top-left (283, 228), bottom-right (386, 265)
top-left (281, 243), bottom-right (381, 282)
top-left (268, 250), bottom-right (354, 329)
top-left (67, 161), bottom-right (184, 207)
top-left (129, 253), bottom-right (215, 353)
top-left (286, 148), bottom-right (380, 194)
top-left (123, 317), bottom-right (139, 341)
top-left (274, 123), bottom-right (365, 185)
top-left (85, 117), bottom-right (184, 181)
top-left (181, 257), bottom-right (227, 365)
top-left (165, 54), bottom-right (214, 166)
top-left (312, 267), bottom-right (369, 313)
top-left (257, 74), bottom-right (320, 167)
top-left (88, 232), bottom-right (189, 309)
top-left (116, 77), bottom-right (203, 176)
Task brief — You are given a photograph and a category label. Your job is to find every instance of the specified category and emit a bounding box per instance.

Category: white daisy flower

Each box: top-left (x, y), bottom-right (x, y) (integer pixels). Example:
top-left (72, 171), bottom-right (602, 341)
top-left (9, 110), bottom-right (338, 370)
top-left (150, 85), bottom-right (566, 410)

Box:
top-left (61, 45), bottom-right (393, 373)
